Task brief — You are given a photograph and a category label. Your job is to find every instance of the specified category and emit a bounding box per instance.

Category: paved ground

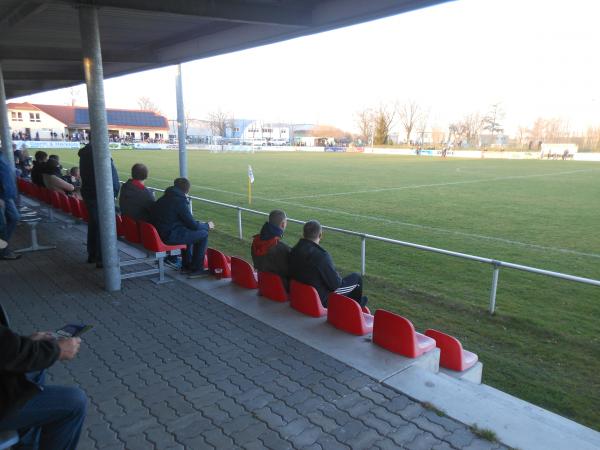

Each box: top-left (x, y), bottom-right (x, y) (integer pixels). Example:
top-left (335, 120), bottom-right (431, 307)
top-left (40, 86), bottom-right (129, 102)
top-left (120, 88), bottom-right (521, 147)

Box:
top-left (0, 218), bottom-right (507, 450)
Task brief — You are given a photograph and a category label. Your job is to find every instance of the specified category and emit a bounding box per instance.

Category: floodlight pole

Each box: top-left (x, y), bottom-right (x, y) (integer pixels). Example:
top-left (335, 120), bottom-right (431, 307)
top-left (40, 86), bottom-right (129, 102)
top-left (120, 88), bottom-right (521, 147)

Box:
top-left (0, 64), bottom-right (16, 181)
top-left (79, 5), bottom-right (121, 291)
top-left (176, 64), bottom-right (188, 178)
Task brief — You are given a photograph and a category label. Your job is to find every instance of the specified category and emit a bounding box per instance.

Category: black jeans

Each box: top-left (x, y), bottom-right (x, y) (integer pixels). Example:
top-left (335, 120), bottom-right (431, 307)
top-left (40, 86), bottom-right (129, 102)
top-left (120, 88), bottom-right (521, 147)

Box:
top-left (82, 196), bottom-right (100, 261)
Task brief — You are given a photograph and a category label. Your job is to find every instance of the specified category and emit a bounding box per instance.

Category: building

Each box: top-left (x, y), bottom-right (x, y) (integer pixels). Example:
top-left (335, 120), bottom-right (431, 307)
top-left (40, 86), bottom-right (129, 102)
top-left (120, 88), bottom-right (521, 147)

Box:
top-left (7, 102), bottom-right (169, 142)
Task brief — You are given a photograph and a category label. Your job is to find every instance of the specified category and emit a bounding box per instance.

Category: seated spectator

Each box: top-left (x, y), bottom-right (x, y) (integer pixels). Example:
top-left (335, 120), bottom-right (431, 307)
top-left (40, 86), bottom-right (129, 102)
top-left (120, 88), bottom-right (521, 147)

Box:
top-left (62, 167), bottom-right (81, 189)
top-left (13, 144), bottom-right (32, 178)
top-left (48, 155), bottom-right (63, 177)
top-left (30, 151), bottom-right (48, 187)
top-left (0, 324), bottom-right (87, 450)
top-left (149, 178), bottom-right (214, 276)
top-left (289, 220), bottom-right (368, 307)
top-left (42, 159), bottom-right (75, 196)
top-left (119, 163), bottom-right (155, 222)
top-left (0, 152), bottom-right (21, 260)
top-left (251, 209), bottom-right (291, 289)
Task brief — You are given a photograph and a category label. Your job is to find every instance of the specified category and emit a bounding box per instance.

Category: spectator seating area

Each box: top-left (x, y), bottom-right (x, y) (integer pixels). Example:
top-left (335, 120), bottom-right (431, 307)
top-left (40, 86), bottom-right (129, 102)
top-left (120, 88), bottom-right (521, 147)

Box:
top-left (16, 176), bottom-right (479, 380)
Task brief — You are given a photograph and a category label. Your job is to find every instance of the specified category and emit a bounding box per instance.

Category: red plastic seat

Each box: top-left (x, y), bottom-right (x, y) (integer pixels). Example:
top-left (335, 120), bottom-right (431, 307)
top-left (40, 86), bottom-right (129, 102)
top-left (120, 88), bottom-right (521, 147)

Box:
top-left (49, 190), bottom-right (61, 209)
top-left (139, 221), bottom-right (186, 253)
top-left (115, 214), bottom-right (125, 238)
top-left (68, 196), bottom-right (81, 219)
top-left (373, 310), bottom-right (436, 358)
top-left (207, 248), bottom-right (231, 278)
top-left (327, 293), bottom-right (374, 336)
top-left (424, 329), bottom-right (478, 372)
top-left (58, 193), bottom-right (71, 214)
top-left (257, 272), bottom-right (288, 302)
top-left (79, 200), bottom-right (89, 222)
top-left (230, 257), bottom-right (258, 289)
top-left (290, 280), bottom-right (326, 317)
top-left (122, 215), bottom-right (141, 244)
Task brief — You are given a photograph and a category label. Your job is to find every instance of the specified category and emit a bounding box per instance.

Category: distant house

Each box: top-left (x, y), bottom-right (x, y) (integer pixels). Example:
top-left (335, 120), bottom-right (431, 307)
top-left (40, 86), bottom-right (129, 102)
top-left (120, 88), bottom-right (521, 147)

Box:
top-left (7, 102), bottom-right (169, 142)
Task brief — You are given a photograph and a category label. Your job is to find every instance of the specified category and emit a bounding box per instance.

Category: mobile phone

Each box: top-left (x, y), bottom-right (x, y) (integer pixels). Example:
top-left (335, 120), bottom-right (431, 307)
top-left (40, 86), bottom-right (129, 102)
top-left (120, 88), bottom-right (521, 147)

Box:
top-left (55, 324), bottom-right (93, 338)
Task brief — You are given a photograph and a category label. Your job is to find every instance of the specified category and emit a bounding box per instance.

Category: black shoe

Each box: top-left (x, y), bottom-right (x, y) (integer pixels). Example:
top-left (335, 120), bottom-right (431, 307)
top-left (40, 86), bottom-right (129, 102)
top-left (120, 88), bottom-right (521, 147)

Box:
top-left (87, 256), bottom-right (95, 263)
top-left (96, 261), bottom-right (103, 269)
top-left (187, 268), bottom-right (210, 278)
top-left (360, 295), bottom-right (369, 307)
top-left (0, 252), bottom-right (22, 260)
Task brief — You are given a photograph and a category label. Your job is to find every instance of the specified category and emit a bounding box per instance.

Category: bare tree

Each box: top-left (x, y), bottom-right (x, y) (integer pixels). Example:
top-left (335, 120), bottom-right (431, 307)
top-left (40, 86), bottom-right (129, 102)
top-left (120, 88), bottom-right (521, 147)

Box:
top-left (373, 104), bottom-right (395, 145)
top-left (136, 96), bottom-right (162, 114)
top-left (396, 100), bottom-right (421, 143)
top-left (482, 103), bottom-right (504, 137)
top-left (208, 109), bottom-right (231, 137)
top-left (415, 108), bottom-right (430, 145)
top-left (355, 108), bottom-right (375, 144)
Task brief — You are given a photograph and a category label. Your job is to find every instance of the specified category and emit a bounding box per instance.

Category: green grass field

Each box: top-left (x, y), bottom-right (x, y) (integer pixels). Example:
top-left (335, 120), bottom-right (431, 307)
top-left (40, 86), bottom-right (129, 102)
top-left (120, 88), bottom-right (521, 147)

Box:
top-left (54, 149), bottom-right (600, 429)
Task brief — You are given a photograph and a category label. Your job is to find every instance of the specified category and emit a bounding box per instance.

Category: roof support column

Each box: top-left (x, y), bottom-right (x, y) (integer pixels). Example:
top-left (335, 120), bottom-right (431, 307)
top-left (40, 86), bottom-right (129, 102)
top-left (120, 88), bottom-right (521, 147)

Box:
top-left (175, 64), bottom-right (187, 178)
top-left (78, 5), bottom-right (120, 291)
top-left (0, 64), bottom-right (16, 179)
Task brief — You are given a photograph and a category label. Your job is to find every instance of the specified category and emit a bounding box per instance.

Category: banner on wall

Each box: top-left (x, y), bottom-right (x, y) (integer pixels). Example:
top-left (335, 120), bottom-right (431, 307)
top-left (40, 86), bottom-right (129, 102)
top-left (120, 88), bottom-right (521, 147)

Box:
top-left (13, 140), bottom-right (81, 149)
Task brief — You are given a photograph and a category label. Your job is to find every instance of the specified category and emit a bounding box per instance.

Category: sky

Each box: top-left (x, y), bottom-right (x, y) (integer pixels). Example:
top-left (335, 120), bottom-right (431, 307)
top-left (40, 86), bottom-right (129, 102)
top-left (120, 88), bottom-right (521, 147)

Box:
top-left (12, 0), bottom-right (600, 135)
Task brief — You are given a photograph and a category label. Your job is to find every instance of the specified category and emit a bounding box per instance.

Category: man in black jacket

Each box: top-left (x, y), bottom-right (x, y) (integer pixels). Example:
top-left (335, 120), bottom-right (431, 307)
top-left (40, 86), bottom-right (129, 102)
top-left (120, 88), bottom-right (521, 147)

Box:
top-left (119, 163), bottom-right (155, 222)
top-left (78, 138), bottom-right (120, 267)
top-left (0, 326), bottom-right (86, 450)
top-left (289, 220), bottom-right (367, 307)
top-left (251, 209), bottom-right (291, 289)
top-left (149, 178), bottom-right (214, 276)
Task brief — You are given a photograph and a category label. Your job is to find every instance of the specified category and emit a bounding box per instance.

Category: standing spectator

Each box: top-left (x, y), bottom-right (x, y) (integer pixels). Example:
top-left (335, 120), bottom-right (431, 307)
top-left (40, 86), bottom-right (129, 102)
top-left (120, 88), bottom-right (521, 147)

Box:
top-left (289, 220), bottom-right (368, 307)
top-left (149, 178), bottom-right (214, 276)
top-left (119, 163), bottom-right (155, 222)
top-left (251, 209), bottom-right (291, 289)
top-left (0, 151), bottom-right (21, 260)
top-left (30, 151), bottom-right (48, 187)
top-left (78, 135), bottom-right (120, 268)
top-left (0, 324), bottom-right (87, 450)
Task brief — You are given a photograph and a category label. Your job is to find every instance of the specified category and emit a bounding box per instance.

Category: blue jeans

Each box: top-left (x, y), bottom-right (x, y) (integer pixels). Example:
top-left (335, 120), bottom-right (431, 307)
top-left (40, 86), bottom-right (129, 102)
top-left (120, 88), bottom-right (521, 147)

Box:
top-left (0, 199), bottom-right (19, 256)
top-left (168, 228), bottom-right (208, 271)
top-left (0, 372), bottom-right (87, 450)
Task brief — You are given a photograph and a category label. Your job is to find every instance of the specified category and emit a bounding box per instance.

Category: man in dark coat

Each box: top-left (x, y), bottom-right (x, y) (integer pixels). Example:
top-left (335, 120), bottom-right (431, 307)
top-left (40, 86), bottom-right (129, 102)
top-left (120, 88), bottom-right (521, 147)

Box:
top-left (251, 209), bottom-right (291, 289)
top-left (0, 151), bottom-right (20, 260)
top-left (149, 178), bottom-right (214, 276)
top-left (78, 139), bottom-right (120, 267)
top-left (119, 163), bottom-right (155, 222)
top-left (0, 325), bottom-right (87, 449)
top-left (289, 220), bottom-right (367, 307)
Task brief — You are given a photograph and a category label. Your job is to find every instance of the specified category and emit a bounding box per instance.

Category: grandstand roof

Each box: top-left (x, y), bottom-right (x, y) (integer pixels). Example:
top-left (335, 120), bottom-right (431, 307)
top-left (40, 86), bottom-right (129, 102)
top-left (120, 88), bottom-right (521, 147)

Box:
top-left (0, 0), bottom-right (451, 99)
top-left (7, 102), bottom-right (169, 129)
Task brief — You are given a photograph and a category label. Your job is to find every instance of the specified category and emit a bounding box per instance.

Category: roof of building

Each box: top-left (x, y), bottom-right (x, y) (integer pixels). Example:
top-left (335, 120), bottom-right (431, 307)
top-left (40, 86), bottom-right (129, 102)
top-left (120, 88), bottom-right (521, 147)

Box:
top-left (0, 0), bottom-right (451, 99)
top-left (7, 102), bottom-right (169, 130)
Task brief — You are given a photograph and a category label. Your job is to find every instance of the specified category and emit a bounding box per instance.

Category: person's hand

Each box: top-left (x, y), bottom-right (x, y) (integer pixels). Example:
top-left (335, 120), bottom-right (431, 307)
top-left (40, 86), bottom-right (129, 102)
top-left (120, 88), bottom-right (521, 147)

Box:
top-left (30, 331), bottom-right (55, 341)
top-left (207, 221), bottom-right (215, 230)
top-left (57, 337), bottom-right (81, 361)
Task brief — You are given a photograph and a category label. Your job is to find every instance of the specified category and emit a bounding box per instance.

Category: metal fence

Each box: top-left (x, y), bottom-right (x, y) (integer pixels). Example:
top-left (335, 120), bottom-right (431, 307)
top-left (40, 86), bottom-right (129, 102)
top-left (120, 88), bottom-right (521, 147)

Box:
top-left (146, 186), bottom-right (600, 314)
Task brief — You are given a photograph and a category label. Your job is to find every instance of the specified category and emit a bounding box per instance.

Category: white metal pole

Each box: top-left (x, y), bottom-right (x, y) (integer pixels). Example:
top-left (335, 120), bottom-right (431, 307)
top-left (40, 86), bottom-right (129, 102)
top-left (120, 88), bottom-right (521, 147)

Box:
top-left (489, 264), bottom-right (500, 314)
top-left (176, 64), bottom-right (187, 178)
top-left (361, 236), bottom-right (366, 276)
top-left (237, 208), bottom-right (243, 240)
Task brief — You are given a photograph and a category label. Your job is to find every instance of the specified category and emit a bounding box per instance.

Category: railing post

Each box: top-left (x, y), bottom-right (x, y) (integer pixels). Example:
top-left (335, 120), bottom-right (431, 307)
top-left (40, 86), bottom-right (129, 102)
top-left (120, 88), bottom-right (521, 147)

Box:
top-left (361, 235), bottom-right (366, 276)
top-left (237, 208), bottom-right (243, 240)
top-left (489, 262), bottom-right (501, 315)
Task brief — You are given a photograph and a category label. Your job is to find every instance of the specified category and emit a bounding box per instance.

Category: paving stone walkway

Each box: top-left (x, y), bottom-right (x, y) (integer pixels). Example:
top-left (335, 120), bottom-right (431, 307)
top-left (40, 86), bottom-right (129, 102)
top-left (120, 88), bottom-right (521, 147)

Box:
top-left (0, 220), bottom-right (507, 449)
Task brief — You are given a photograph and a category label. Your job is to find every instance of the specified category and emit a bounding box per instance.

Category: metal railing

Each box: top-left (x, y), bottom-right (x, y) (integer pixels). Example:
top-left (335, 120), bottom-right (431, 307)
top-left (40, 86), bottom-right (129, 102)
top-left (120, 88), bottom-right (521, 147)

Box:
top-left (145, 186), bottom-right (600, 314)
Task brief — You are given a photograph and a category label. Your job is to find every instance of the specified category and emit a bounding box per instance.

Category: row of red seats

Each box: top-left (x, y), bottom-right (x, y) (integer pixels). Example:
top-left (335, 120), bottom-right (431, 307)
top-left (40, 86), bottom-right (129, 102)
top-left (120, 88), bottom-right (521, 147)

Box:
top-left (17, 178), bottom-right (89, 222)
top-left (206, 247), bottom-right (478, 373)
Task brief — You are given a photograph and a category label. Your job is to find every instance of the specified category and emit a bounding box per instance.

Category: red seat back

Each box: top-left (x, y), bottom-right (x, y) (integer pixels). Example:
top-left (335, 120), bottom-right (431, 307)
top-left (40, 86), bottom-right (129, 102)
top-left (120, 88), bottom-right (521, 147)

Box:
top-left (49, 190), bottom-right (61, 209)
top-left (327, 293), bottom-right (373, 336)
top-left (230, 257), bottom-right (258, 289)
top-left (425, 329), bottom-right (476, 371)
top-left (79, 200), bottom-right (89, 222)
top-left (68, 196), bottom-right (81, 218)
top-left (373, 310), bottom-right (421, 357)
top-left (257, 272), bottom-right (288, 302)
top-left (290, 280), bottom-right (326, 317)
top-left (115, 214), bottom-right (125, 237)
top-left (207, 248), bottom-right (231, 278)
top-left (122, 216), bottom-right (141, 243)
top-left (139, 221), bottom-right (185, 253)
top-left (58, 193), bottom-right (71, 214)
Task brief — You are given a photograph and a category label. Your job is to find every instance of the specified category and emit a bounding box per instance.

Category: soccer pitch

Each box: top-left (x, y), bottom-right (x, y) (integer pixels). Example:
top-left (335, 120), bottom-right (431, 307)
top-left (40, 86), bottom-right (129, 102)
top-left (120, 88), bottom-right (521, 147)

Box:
top-left (55, 149), bottom-right (600, 428)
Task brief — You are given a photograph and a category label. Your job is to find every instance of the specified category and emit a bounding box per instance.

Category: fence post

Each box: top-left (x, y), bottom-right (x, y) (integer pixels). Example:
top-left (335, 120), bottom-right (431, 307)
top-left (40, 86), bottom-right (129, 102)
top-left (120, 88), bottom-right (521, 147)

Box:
top-left (361, 235), bottom-right (366, 276)
top-left (237, 208), bottom-right (243, 240)
top-left (489, 262), bottom-right (501, 315)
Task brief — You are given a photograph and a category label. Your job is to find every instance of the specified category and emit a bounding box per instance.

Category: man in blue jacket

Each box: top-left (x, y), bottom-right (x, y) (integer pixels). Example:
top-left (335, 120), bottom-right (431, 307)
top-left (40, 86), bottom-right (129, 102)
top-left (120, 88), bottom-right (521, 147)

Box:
top-left (0, 151), bottom-right (21, 260)
top-left (78, 139), bottom-right (120, 268)
top-left (150, 178), bottom-right (214, 276)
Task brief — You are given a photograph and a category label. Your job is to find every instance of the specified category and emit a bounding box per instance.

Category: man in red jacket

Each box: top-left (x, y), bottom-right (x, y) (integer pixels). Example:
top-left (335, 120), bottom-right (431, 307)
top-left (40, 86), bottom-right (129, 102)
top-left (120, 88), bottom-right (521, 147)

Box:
top-left (0, 325), bottom-right (87, 450)
top-left (251, 210), bottom-right (291, 290)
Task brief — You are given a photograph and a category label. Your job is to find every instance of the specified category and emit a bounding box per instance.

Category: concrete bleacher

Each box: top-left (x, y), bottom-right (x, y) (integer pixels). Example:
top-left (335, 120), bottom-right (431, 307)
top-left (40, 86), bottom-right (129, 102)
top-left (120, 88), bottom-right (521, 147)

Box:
top-left (8, 192), bottom-right (600, 450)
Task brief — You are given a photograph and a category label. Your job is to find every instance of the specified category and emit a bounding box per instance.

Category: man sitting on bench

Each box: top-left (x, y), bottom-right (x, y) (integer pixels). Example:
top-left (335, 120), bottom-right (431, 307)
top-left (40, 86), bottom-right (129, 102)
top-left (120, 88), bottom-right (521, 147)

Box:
top-left (0, 325), bottom-right (87, 450)
top-left (289, 220), bottom-right (368, 308)
top-left (251, 209), bottom-right (291, 290)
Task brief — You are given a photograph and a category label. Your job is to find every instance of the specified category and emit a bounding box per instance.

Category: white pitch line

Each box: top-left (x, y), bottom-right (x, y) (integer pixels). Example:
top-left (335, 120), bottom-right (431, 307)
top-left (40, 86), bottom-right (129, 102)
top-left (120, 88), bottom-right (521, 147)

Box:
top-left (274, 168), bottom-right (599, 201)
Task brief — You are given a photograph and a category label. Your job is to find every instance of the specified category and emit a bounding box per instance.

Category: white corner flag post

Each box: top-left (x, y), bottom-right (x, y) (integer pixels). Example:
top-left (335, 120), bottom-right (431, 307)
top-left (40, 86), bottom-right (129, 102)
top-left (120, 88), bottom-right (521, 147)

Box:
top-left (248, 165), bottom-right (254, 204)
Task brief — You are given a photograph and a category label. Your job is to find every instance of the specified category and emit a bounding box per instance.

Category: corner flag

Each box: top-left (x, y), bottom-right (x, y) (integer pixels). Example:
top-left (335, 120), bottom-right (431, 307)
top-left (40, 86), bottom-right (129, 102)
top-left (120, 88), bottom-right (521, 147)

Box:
top-left (248, 165), bottom-right (254, 204)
